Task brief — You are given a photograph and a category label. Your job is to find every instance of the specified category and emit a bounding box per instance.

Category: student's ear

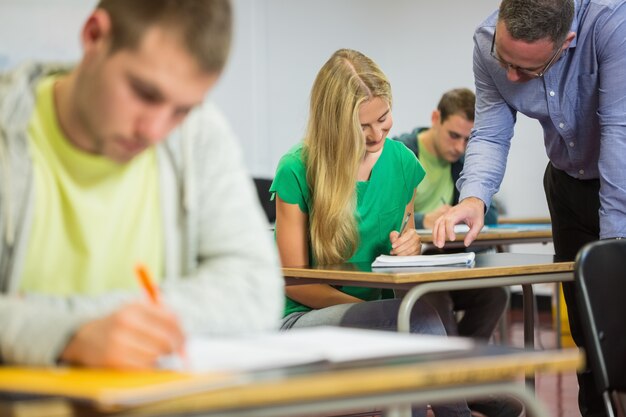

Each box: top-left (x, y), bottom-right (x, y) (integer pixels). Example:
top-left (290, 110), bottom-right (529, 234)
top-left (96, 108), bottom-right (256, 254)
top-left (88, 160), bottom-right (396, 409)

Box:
top-left (81, 9), bottom-right (113, 56)
top-left (431, 110), bottom-right (441, 127)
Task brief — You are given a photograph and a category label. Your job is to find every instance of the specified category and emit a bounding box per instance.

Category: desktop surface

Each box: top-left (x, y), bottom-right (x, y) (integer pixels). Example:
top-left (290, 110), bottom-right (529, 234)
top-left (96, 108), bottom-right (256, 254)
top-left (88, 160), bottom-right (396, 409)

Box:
top-left (419, 226), bottom-right (552, 245)
top-left (283, 253), bottom-right (572, 289)
top-left (0, 345), bottom-right (582, 417)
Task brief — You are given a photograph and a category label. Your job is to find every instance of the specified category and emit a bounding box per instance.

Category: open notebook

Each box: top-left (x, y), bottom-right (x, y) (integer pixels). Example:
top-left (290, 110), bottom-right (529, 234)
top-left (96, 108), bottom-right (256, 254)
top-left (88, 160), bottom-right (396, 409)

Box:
top-left (372, 252), bottom-right (476, 268)
top-left (0, 327), bottom-right (473, 408)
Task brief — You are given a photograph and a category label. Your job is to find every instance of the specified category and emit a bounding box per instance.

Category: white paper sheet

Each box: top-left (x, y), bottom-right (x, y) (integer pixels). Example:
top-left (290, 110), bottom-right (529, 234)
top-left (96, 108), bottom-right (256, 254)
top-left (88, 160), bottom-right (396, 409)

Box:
top-left (371, 252), bottom-right (476, 268)
top-left (160, 327), bottom-right (474, 373)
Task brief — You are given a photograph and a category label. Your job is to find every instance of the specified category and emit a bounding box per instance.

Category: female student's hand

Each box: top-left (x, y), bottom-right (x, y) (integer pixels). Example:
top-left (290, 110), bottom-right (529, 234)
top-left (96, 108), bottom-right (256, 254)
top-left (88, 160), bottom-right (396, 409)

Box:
top-left (389, 228), bottom-right (422, 256)
top-left (389, 194), bottom-right (422, 256)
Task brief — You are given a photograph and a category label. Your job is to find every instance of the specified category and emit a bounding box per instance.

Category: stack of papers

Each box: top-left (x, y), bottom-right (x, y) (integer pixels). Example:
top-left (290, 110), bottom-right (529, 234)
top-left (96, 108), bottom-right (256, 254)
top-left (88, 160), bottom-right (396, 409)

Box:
top-left (372, 252), bottom-right (476, 268)
top-left (166, 326), bottom-right (473, 373)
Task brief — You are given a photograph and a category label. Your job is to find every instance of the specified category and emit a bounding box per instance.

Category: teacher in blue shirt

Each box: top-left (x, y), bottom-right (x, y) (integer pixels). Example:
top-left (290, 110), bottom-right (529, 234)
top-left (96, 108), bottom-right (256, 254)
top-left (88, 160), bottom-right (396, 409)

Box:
top-left (432, 1), bottom-right (626, 416)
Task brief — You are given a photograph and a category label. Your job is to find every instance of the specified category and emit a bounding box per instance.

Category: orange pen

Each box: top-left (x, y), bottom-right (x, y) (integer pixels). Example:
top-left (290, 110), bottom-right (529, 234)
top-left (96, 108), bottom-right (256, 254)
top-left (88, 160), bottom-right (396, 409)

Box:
top-left (135, 263), bottom-right (161, 304)
top-left (134, 263), bottom-right (188, 368)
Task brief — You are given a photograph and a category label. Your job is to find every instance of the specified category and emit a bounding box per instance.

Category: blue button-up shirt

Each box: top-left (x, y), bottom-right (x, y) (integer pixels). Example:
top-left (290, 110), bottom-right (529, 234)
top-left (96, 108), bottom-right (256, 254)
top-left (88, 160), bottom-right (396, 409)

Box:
top-left (459, 0), bottom-right (626, 239)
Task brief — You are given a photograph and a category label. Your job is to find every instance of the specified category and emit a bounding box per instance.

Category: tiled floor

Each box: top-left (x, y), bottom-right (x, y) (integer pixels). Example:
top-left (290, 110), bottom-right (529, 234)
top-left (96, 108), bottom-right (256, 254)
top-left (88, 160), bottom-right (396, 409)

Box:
top-left (504, 306), bottom-right (582, 417)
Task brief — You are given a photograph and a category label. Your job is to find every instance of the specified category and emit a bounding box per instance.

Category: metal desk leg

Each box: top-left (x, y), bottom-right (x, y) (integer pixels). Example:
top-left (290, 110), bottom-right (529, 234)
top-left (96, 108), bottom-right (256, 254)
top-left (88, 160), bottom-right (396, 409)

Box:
top-left (496, 287), bottom-right (511, 345)
top-left (555, 282), bottom-right (562, 349)
top-left (522, 284), bottom-right (536, 390)
top-left (398, 279), bottom-right (519, 334)
top-left (396, 272), bottom-right (572, 337)
top-left (522, 284), bottom-right (536, 349)
top-left (398, 279), bottom-right (548, 389)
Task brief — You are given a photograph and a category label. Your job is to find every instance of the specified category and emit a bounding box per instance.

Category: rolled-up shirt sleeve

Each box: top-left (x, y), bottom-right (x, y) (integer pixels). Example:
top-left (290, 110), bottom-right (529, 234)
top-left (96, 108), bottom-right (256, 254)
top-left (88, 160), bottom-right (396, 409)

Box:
top-left (458, 25), bottom-right (516, 211)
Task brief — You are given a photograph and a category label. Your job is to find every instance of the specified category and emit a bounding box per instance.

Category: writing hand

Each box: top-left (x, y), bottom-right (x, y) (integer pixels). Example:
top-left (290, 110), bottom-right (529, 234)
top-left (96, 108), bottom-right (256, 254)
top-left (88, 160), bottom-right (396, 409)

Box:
top-left (432, 197), bottom-right (485, 248)
top-left (60, 300), bottom-right (185, 370)
top-left (389, 228), bottom-right (422, 256)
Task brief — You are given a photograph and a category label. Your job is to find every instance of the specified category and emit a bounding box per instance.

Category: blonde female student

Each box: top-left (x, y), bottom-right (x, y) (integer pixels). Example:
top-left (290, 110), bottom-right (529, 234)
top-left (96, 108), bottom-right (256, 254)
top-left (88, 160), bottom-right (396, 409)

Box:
top-left (270, 49), bottom-right (471, 417)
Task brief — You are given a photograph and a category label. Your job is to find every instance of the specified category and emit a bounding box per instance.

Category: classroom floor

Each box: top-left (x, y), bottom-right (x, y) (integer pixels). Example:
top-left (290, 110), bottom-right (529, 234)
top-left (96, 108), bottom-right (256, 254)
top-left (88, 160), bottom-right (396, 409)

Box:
top-left (411, 302), bottom-right (582, 417)
top-left (428, 304), bottom-right (582, 417)
top-left (452, 303), bottom-right (581, 417)
top-left (502, 305), bottom-right (582, 417)
top-left (323, 301), bottom-right (583, 417)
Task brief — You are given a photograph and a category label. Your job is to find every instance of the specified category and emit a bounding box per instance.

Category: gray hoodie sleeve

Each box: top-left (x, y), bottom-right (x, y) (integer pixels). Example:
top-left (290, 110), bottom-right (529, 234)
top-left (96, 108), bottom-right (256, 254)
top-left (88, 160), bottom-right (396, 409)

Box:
top-left (0, 297), bottom-right (85, 365)
top-left (0, 294), bottom-right (130, 365)
top-left (159, 102), bottom-right (284, 335)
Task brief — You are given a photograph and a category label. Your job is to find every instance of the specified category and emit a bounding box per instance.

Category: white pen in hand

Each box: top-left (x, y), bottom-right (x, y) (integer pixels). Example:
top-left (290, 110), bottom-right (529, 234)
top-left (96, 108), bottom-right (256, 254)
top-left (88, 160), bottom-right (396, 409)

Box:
top-left (399, 212), bottom-right (411, 236)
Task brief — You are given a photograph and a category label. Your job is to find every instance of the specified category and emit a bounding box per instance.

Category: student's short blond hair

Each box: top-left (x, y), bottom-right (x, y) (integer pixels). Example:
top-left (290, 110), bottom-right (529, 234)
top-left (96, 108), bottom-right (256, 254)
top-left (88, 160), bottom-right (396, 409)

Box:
top-left (97, 0), bottom-right (232, 73)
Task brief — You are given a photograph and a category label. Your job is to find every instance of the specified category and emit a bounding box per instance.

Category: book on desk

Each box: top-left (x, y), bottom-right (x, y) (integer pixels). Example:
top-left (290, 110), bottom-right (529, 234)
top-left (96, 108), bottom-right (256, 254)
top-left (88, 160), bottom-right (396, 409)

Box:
top-left (415, 224), bottom-right (552, 235)
top-left (372, 252), bottom-right (476, 268)
top-left (0, 327), bottom-right (474, 409)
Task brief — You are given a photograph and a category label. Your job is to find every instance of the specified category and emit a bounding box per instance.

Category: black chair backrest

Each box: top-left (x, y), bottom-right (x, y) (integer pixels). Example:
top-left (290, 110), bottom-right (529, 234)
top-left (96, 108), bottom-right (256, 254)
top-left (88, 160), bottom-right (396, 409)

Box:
top-left (253, 178), bottom-right (276, 223)
top-left (575, 239), bottom-right (626, 414)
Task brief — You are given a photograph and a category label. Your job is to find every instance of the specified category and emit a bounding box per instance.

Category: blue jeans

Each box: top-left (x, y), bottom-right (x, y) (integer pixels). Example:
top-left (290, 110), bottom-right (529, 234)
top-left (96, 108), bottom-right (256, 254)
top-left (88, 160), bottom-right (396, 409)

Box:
top-left (281, 298), bottom-right (471, 417)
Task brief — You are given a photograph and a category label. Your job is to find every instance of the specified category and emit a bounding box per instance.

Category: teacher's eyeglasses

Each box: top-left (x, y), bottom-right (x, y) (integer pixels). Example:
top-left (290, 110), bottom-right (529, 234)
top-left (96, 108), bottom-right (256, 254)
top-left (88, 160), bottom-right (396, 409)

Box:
top-left (490, 29), bottom-right (563, 78)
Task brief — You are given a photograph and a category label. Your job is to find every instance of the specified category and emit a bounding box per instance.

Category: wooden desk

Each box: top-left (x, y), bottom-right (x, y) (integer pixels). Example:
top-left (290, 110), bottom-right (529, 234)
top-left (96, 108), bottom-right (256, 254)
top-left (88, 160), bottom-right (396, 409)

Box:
top-left (284, 253), bottom-right (573, 353)
top-left (1, 347), bottom-right (582, 417)
top-left (419, 224), bottom-right (553, 249)
top-left (499, 217), bottom-right (551, 224)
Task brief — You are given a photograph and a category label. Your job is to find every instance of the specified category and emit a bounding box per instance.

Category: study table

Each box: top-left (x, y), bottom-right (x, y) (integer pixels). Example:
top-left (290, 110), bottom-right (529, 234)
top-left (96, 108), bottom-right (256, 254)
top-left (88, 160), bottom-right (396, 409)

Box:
top-left (419, 224), bottom-right (553, 250)
top-left (498, 217), bottom-right (551, 224)
top-left (284, 253), bottom-right (573, 390)
top-left (0, 346), bottom-right (582, 417)
top-left (283, 253), bottom-right (573, 352)
top-left (418, 223), bottom-right (559, 345)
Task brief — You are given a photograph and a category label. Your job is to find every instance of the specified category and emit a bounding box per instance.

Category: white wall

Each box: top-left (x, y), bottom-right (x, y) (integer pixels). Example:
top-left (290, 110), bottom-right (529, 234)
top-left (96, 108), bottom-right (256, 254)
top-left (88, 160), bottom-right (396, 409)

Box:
top-left (0, 0), bottom-right (551, 220)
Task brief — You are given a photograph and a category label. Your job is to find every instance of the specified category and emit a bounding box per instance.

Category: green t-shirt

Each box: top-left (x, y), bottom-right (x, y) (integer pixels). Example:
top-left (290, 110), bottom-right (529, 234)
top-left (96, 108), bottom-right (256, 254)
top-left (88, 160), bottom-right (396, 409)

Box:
top-left (20, 75), bottom-right (163, 295)
top-left (413, 136), bottom-right (454, 213)
top-left (271, 139), bottom-right (425, 316)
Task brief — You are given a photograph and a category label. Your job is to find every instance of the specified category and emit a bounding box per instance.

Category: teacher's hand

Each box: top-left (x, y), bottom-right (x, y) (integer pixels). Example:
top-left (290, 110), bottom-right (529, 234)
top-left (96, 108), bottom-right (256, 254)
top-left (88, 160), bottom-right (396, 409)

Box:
top-left (432, 197), bottom-right (485, 248)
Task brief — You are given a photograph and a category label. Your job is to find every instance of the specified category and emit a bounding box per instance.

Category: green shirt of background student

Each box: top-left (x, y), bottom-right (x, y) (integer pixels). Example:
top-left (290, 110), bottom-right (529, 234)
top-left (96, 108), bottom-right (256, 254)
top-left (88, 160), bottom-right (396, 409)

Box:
top-left (393, 88), bottom-right (498, 229)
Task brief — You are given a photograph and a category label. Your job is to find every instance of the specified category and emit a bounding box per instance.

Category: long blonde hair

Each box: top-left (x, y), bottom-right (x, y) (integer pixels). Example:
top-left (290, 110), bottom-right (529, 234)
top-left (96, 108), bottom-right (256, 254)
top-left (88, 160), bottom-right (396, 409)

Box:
top-left (304, 49), bottom-right (392, 265)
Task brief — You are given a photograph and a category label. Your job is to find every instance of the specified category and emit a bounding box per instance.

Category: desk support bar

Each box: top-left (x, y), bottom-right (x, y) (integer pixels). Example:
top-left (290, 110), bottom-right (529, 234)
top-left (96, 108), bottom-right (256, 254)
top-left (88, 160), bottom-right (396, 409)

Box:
top-left (169, 381), bottom-right (550, 417)
top-left (397, 272), bottom-right (572, 335)
top-left (397, 272), bottom-right (572, 389)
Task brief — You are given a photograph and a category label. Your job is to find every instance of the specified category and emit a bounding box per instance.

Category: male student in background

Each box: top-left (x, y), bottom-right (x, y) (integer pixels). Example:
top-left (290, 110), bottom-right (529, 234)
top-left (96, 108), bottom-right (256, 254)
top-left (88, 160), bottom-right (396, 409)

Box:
top-left (394, 89), bottom-right (519, 417)
top-left (393, 88), bottom-right (498, 229)
top-left (0, 0), bottom-right (283, 369)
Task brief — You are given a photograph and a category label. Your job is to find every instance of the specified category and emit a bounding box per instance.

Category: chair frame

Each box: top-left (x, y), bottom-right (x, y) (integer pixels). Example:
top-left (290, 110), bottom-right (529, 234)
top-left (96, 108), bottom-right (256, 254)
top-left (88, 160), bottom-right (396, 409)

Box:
top-left (575, 239), bottom-right (626, 417)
